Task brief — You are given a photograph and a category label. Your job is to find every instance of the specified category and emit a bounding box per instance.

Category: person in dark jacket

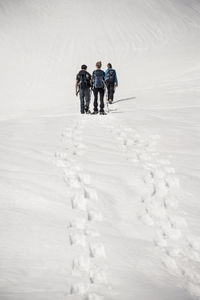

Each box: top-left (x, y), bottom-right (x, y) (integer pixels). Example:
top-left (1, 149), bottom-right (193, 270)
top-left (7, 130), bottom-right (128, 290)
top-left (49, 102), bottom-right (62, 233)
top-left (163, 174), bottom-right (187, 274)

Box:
top-left (91, 61), bottom-right (106, 115)
top-left (75, 64), bottom-right (91, 114)
top-left (105, 63), bottom-right (118, 104)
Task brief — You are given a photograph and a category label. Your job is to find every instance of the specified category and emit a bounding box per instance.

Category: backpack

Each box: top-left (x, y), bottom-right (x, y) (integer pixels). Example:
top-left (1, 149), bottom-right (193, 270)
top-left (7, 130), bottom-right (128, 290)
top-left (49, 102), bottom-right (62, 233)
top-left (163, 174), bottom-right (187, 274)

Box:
top-left (79, 72), bottom-right (88, 89)
top-left (106, 69), bottom-right (116, 84)
top-left (93, 70), bottom-right (104, 88)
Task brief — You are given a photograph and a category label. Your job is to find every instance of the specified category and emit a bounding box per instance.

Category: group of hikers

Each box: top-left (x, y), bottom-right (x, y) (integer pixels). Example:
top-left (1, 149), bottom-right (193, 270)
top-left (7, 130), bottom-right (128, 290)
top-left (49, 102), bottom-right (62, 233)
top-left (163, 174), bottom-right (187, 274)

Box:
top-left (75, 61), bottom-right (118, 115)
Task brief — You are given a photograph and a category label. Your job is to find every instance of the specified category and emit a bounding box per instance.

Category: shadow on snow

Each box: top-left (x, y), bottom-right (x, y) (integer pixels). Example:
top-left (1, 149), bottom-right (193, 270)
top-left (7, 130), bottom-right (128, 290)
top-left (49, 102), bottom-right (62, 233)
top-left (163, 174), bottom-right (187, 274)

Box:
top-left (113, 96), bottom-right (136, 104)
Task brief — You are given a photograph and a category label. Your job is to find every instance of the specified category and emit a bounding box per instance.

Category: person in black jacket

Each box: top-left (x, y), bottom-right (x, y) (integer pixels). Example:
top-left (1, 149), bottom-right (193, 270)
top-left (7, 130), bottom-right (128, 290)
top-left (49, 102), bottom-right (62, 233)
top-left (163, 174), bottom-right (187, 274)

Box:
top-left (91, 61), bottom-right (106, 115)
top-left (75, 65), bottom-right (91, 114)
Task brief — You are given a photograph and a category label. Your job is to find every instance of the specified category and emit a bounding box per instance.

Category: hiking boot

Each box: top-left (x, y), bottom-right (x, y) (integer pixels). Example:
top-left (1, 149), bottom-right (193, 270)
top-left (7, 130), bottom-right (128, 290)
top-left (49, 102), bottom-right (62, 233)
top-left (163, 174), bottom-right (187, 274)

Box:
top-left (86, 110), bottom-right (91, 114)
top-left (91, 110), bottom-right (98, 115)
top-left (108, 99), bottom-right (113, 104)
top-left (99, 111), bottom-right (107, 115)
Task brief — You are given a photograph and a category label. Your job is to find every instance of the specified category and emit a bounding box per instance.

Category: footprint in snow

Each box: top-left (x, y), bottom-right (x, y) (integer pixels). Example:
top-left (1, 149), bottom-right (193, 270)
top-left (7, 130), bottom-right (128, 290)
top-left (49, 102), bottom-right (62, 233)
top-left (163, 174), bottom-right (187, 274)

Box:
top-left (143, 171), bottom-right (154, 184)
top-left (72, 256), bottom-right (90, 274)
top-left (89, 243), bottom-right (106, 259)
top-left (71, 194), bottom-right (87, 211)
top-left (65, 174), bottom-right (82, 188)
top-left (154, 230), bottom-right (168, 248)
top-left (168, 215), bottom-right (188, 229)
top-left (70, 282), bottom-right (89, 295)
top-left (139, 213), bottom-right (154, 226)
top-left (152, 169), bottom-right (166, 180)
top-left (164, 196), bottom-right (179, 209)
top-left (149, 202), bottom-right (167, 219)
top-left (84, 188), bottom-right (98, 201)
top-left (188, 237), bottom-right (200, 251)
top-left (88, 210), bottom-right (103, 222)
top-left (69, 233), bottom-right (87, 248)
top-left (165, 175), bottom-right (180, 190)
top-left (153, 180), bottom-right (169, 198)
top-left (161, 256), bottom-right (180, 276)
top-left (79, 173), bottom-right (91, 185)
top-left (68, 218), bottom-right (87, 230)
top-left (89, 269), bottom-right (107, 285)
top-left (165, 247), bottom-right (181, 257)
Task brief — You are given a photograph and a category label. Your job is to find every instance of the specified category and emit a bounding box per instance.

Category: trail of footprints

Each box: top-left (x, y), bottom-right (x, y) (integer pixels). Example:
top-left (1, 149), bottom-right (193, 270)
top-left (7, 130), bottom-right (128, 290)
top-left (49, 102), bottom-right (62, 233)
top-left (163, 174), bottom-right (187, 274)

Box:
top-left (55, 121), bottom-right (107, 300)
top-left (106, 122), bottom-right (200, 299)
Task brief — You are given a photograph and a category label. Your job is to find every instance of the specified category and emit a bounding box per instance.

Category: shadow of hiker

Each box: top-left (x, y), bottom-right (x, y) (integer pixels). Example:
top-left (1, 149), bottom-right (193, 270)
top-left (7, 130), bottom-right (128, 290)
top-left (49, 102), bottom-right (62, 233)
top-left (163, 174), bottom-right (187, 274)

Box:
top-left (113, 96), bottom-right (136, 104)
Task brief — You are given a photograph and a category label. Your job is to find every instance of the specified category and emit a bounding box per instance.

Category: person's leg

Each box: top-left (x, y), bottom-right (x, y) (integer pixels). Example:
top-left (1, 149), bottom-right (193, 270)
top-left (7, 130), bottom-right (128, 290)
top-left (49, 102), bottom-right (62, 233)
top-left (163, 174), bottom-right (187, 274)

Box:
top-left (85, 88), bottom-right (91, 112)
top-left (93, 88), bottom-right (98, 112)
top-left (79, 89), bottom-right (85, 114)
top-left (99, 88), bottom-right (105, 112)
top-left (107, 84), bottom-right (111, 100)
top-left (110, 84), bottom-right (115, 101)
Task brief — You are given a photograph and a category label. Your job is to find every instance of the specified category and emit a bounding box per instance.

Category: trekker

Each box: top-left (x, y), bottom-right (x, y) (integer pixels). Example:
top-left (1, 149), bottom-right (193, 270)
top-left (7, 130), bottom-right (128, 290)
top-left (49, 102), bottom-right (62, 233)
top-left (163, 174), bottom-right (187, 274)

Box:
top-left (91, 61), bottom-right (106, 115)
top-left (75, 64), bottom-right (91, 114)
top-left (105, 63), bottom-right (118, 104)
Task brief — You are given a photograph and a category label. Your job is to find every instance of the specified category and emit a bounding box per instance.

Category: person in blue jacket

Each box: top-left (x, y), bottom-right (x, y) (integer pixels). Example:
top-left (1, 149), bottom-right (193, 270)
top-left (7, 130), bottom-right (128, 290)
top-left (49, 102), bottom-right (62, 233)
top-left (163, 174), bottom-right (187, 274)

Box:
top-left (105, 63), bottom-right (118, 104)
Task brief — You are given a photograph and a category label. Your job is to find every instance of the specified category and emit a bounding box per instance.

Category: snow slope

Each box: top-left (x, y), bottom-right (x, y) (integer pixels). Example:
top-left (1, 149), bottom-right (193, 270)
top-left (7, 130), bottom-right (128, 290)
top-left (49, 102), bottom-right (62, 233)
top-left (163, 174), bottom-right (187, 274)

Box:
top-left (0, 0), bottom-right (200, 299)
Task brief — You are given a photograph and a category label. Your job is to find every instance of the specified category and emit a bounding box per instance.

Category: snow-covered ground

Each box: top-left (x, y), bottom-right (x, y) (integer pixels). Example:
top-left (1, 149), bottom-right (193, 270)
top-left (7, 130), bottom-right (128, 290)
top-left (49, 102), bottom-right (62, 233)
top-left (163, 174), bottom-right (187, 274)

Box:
top-left (0, 0), bottom-right (200, 299)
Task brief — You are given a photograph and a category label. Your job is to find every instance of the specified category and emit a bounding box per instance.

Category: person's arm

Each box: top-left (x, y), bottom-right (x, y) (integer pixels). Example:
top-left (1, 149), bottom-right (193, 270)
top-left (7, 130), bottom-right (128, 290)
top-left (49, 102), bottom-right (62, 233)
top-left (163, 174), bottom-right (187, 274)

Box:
top-left (91, 71), bottom-right (94, 88)
top-left (89, 73), bottom-right (92, 87)
top-left (105, 69), bottom-right (108, 81)
top-left (115, 70), bottom-right (118, 86)
top-left (103, 71), bottom-right (105, 81)
top-left (75, 79), bottom-right (79, 96)
top-left (103, 71), bottom-right (106, 88)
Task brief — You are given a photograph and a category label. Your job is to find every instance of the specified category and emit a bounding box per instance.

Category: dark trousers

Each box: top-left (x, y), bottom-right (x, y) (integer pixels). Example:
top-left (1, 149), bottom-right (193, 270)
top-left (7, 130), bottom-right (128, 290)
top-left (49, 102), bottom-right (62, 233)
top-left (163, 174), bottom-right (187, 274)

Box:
top-left (93, 88), bottom-right (105, 112)
top-left (106, 83), bottom-right (115, 101)
top-left (79, 87), bottom-right (90, 113)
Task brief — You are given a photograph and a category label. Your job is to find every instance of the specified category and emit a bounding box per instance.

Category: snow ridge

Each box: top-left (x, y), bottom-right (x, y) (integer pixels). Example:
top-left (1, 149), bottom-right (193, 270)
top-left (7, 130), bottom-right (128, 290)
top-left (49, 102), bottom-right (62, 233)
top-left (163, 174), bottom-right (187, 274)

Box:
top-left (55, 119), bottom-right (108, 300)
top-left (104, 119), bottom-right (200, 300)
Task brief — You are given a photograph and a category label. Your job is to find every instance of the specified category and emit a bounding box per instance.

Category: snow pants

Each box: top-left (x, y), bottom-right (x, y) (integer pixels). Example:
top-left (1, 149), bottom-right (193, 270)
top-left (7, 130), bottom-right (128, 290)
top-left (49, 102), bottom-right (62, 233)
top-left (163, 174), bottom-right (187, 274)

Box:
top-left (93, 88), bottom-right (105, 112)
top-left (79, 87), bottom-right (91, 113)
top-left (106, 83), bottom-right (115, 101)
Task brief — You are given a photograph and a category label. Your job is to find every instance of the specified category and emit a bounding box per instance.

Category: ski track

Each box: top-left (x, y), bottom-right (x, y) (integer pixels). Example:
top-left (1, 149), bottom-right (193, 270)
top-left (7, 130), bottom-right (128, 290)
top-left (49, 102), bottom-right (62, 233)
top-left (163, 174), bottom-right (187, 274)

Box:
top-left (102, 116), bottom-right (200, 299)
top-left (55, 119), bottom-right (107, 300)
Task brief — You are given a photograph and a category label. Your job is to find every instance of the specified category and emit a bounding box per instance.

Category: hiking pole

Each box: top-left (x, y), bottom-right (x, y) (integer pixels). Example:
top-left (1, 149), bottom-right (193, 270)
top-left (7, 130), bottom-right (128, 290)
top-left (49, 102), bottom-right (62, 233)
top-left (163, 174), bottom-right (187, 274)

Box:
top-left (89, 88), bottom-right (92, 113)
top-left (105, 86), bottom-right (109, 114)
top-left (106, 101), bottom-right (109, 113)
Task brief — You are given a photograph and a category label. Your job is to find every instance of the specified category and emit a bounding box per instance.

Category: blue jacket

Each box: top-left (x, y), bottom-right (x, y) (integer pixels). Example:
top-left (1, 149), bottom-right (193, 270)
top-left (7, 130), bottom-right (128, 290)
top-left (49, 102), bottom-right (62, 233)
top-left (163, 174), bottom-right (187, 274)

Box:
top-left (105, 68), bottom-right (118, 85)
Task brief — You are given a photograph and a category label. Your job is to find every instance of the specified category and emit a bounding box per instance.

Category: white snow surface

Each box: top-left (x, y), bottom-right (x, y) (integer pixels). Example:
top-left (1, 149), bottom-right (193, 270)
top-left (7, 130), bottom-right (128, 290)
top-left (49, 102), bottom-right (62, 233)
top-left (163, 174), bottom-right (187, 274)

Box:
top-left (0, 0), bottom-right (200, 299)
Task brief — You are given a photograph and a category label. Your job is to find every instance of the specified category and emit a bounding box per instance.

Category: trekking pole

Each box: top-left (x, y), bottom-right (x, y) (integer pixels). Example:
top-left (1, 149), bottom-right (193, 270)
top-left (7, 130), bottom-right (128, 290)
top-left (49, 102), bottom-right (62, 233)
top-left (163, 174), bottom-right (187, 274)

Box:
top-left (105, 85), bottom-right (109, 113)
top-left (89, 88), bottom-right (92, 112)
top-left (107, 103), bottom-right (109, 113)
